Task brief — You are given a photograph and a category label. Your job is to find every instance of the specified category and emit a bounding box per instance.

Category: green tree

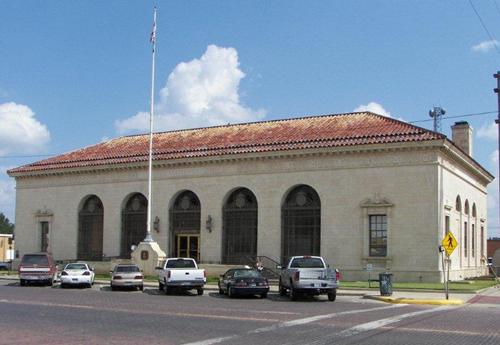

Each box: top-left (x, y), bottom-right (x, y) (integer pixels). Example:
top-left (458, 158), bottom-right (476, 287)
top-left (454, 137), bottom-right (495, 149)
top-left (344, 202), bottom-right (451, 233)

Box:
top-left (0, 212), bottom-right (14, 234)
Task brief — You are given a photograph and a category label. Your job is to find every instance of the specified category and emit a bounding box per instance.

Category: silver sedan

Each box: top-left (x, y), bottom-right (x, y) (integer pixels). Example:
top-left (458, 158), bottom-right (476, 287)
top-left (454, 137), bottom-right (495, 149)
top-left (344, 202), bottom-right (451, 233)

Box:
top-left (110, 264), bottom-right (144, 291)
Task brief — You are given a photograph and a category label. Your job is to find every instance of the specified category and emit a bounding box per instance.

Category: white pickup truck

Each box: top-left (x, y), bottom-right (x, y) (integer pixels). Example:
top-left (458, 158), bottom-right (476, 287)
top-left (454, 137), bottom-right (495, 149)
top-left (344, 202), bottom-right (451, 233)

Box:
top-left (278, 256), bottom-right (339, 301)
top-left (157, 258), bottom-right (206, 295)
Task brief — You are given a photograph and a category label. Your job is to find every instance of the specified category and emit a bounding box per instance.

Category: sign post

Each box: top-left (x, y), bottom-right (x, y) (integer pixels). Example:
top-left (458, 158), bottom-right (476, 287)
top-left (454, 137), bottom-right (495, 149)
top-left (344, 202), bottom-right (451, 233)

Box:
top-left (440, 232), bottom-right (458, 300)
top-left (366, 263), bottom-right (373, 287)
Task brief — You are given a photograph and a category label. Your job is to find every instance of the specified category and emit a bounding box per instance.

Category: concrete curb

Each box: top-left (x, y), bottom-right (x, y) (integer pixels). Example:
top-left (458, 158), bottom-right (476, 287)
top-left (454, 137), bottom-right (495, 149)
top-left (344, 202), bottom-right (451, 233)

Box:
top-left (0, 276), bottom-right (484, 301)
top-left (363, 295), bottom-right (464, 306)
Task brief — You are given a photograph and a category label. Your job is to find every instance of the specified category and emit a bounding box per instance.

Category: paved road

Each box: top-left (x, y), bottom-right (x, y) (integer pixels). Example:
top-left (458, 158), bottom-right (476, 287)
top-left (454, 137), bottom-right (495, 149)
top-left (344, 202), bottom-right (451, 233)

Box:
top-left (0, 281), bottom-right (499, 345)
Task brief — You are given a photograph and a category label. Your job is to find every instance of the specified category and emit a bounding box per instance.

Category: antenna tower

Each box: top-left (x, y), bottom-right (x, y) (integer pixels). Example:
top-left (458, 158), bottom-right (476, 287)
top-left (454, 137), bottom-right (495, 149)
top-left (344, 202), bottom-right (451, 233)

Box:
top-left (429, 106), bottom-right (446, 133)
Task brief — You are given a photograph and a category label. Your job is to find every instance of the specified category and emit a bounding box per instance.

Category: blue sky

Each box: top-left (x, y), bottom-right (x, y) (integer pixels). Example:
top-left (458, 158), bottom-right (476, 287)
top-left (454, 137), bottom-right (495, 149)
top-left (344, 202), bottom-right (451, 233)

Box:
top-left (1, 1), bottom-right (499, 236)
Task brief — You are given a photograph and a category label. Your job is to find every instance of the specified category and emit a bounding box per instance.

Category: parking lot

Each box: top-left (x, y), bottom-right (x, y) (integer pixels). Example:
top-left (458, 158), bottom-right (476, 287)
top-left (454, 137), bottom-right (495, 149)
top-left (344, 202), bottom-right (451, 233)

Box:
top-left (1, 279), bottom-right (499, 345)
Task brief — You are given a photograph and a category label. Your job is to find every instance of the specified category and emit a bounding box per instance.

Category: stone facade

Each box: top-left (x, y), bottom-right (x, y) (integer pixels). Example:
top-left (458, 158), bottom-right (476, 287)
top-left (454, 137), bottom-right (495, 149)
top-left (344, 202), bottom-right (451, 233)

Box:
top-left (10, 138), bottom-right (492, 282)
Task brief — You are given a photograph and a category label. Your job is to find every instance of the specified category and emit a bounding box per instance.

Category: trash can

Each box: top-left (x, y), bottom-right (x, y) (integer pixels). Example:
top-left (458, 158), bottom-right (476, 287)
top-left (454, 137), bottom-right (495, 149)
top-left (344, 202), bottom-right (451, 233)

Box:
top-left (379, 272), bottom-right (393, 296)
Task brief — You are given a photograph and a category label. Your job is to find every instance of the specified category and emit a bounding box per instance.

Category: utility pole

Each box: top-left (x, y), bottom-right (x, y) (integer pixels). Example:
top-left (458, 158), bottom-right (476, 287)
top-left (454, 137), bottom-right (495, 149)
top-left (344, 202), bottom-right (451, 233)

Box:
top-left (495, 71), bottom-right (500, 236)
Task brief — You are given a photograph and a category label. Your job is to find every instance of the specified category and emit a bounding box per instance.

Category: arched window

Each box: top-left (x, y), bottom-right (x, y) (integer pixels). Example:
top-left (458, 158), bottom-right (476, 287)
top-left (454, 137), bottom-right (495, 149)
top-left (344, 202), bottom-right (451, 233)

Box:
top-left (222, 188), bottom-right (258, 264)
top-left (121, 193), bottom-right (147, 258)
top-left (170, 191), bottom-right (201, 261)
top-left (472, 203), bottom-right (477, 258)
top-left (455, 196), bottom-right (462, 212)
top-left (78, 195), bottom-right (104, 261)
top-left (464, 200), bottom-right (469, 257)
top-left (281, 185), bottom-right (321, 265)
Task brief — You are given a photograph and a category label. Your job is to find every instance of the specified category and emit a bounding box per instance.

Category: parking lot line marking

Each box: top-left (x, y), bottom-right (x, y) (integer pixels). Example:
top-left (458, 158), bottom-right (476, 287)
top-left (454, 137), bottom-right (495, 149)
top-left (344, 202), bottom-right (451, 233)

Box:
top-left (337, 305), bottom-right (451, 338)
top-left (386, 326), bottom-right (497, 337)
top-left (182, 335), bottom-right (238, 345)
top-left (249, 304), bottom-right (406, 333)
top-left (0, 298), bottom-right (281, 323)
top-left (181, 304), bottom-right (408, 345)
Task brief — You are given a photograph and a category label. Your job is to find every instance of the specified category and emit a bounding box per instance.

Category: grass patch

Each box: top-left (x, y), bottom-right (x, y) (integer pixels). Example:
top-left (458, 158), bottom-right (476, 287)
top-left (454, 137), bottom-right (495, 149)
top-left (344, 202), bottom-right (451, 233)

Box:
top-left (0, 271), bottom-right (17, 275)
top-left (340, 279), bottom-right (498, 292)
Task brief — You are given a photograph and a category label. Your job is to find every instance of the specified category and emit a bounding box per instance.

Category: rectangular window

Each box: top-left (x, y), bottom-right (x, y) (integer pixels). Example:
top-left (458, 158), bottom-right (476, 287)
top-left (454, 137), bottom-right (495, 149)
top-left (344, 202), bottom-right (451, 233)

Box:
top-left (481, 226), bottom-right (484, 258)
top-left (369, 215), bottom-right (387, 257)
top-left (471, 224), bottom-right (475, 257)
top-left (464, 221), bottom-right (468, 257)
top-left (40, 221), bottom-right (49, 252)
top-left (445, 215), bottom-right (450, 235)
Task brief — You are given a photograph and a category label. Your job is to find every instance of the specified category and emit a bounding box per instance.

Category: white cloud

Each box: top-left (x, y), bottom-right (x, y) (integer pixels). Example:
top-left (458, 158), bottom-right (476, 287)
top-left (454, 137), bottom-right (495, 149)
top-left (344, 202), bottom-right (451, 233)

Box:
top-left (0, 102), bottom-right (51, 155)
top-left (477, 121), bottom-right (497, 141)
top-left (471, 40), bottom-right (499, 53)
top-left (490, 150), bottom-right (499, 165)
top-left (353, 102), bottom-right (391, 117)
top-left (116, 45), bottom-right (266, 134)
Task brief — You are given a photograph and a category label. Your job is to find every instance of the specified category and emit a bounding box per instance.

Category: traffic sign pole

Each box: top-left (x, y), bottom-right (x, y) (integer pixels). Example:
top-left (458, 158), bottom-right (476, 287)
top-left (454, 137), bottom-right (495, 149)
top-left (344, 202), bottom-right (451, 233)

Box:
top-left (439, 245), bottom-right (449, 300)
top-left (440, 232), bottom-right (458, 300)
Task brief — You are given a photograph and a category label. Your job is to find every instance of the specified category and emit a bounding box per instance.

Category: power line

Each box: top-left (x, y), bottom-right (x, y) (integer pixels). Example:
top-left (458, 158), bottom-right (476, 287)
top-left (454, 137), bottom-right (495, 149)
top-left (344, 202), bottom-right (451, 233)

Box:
top-left (494, 0), bottom-right (500, 19)
top-left (0, 110), bottom-right (497, 160)
top-left (409, 110), bottom-right (497, 124)
top-left (468, 0), bottom-right (500, 55)
top-left (0, 154), bottom-right (54, 159)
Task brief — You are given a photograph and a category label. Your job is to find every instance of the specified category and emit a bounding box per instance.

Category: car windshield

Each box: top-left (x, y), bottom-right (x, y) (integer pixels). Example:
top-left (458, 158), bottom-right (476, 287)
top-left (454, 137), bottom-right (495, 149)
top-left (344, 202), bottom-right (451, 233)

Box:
top-left (290, 257), bottom-right (325, 268)
top-left (115, 266), bottom-right (140, 273)
top-left (21, 255), bottom-right (49, 265)
top-left (233, 270), bottom-right (260, 278)
top-left (65, 263), bottom-right (87, 270)
top-left (166, 259), bottom-right (196, 269)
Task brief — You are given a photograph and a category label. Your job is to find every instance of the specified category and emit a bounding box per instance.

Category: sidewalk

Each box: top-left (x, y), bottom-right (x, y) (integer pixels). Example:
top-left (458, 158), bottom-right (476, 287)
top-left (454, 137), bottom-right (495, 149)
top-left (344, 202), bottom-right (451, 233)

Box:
top-left (2, 274), bottom-right (494, 305)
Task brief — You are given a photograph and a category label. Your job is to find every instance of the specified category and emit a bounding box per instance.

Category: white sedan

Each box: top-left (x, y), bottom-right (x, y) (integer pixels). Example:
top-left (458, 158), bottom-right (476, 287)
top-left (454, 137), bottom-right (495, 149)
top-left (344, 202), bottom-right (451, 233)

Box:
top-left (60, 262), bottom-right (95, 288)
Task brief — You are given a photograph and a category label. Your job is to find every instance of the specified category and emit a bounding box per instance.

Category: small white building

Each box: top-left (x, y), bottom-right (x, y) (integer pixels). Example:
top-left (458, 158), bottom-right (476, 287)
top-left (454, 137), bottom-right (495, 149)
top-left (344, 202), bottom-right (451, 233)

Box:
top-left (0, 233), bottom-right (14, 263)
top-left (8, 112), bottom-right (493, 282)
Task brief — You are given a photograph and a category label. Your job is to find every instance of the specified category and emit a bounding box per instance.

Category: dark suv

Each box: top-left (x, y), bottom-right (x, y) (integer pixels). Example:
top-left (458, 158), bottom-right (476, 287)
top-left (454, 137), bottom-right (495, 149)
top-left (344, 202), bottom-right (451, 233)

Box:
top-left (18, 253), bottom-right (58, 286)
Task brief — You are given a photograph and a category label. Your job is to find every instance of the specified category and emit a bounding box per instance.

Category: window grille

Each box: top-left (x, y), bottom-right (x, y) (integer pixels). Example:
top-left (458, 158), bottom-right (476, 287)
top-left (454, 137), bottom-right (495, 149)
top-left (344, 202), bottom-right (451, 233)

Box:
top-left (78, 195), bottom-right (104, 261)
top-left (222, 188), bottom-right (258, 264)
top-left (281, 185), bottom-right (320, 264)
top-left (369, 215), bottom-right (387, 257)
top-left (121, 193), bottom-right (147, 258)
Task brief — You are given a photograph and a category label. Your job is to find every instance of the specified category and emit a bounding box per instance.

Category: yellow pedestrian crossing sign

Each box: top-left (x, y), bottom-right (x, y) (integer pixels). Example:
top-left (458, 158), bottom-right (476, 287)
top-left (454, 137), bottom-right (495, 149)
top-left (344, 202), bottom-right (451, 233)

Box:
top-left (441, 232), bottom-right (458, 256)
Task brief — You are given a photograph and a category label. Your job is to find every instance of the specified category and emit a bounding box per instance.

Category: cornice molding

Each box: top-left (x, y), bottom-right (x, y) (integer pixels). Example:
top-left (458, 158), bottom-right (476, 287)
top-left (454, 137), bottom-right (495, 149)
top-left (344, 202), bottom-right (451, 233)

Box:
top-left (9, 140), bottom-right (444, 180)
top-left (440, 140), bottom-right (494, 185)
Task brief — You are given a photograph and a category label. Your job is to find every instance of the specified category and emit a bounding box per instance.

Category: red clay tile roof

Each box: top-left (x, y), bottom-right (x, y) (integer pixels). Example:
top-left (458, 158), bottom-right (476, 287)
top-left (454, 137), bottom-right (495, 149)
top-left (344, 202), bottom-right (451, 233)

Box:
top-left (8, 112), bottom-right (445, 175)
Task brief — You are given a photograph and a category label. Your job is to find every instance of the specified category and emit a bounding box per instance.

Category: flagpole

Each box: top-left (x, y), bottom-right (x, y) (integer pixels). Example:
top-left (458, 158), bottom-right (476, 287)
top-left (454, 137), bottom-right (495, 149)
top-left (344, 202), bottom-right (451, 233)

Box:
top-left (144, 6), bottom-right (157, 243)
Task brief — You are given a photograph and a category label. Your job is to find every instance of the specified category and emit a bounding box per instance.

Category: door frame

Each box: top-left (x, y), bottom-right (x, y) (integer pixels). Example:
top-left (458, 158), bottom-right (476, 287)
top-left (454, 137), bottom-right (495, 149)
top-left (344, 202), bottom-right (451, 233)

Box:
top-left (175, 234), bottom-right (200, 262)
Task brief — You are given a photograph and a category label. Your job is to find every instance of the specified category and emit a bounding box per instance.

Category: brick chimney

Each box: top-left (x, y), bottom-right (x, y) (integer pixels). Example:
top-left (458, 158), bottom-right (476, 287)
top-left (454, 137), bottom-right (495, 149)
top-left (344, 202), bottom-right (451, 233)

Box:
top-left (451, 121), bottom-right (473, 157)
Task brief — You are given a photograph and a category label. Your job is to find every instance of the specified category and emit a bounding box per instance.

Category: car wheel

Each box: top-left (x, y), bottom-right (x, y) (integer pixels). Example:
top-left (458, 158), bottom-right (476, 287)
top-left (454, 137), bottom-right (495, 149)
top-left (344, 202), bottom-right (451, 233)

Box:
top-left (111, 285), bottom-right (116, 291)
top-left (197, 288), bottom-right (204, 296)
top-left (60, 283), bottom-right (66, 288)
top-left (218, 285), bottom-right (224, 295)
top-left (86, 283), bottom-right (92, 289)
top-left (290, 283), bottom-right (298, 301)
top-left (20, 279), bottom-right (26, 286)
top-left (164, 282), bottom-right (169, 295)
top-left (327, 289), bottom-right (336, 302)
top-left (278, 280), bottom-right (287, 296)
top-left (227, 285), bottom-right (234, 298)
top-left (139, 285), bottom-right (144, 291)
top-left (261, 293), bottom-right (268, 299)
top-left (47, 279), bottom-right (53, 287)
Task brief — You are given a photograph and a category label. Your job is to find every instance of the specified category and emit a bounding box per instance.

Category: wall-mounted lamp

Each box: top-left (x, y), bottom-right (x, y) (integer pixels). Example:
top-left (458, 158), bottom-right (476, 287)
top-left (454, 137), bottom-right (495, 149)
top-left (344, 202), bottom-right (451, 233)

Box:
top-left (153, 216), bottom-right (160, 233)
top-left (206, 215), bottom-right (213, 233)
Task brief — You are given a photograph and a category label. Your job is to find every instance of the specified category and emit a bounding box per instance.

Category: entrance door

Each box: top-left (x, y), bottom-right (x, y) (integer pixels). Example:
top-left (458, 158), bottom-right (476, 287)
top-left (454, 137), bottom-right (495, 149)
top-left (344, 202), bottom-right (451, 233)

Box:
top-left (176, 234), bottom-right (200, 262)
